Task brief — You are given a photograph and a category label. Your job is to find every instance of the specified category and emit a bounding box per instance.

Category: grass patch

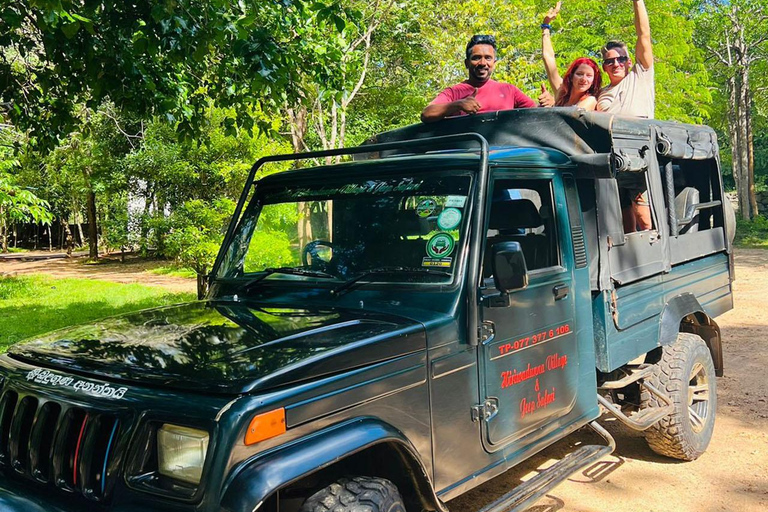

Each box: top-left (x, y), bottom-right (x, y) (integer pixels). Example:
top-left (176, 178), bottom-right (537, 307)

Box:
top-left (4, 248), bottom-right (28, 254)
top-left (734, 215), bottom-right (768, 248)
top-left (0, 275), bottom-right (195, 351)
top-left (149, 265), bottom-right (197, 279)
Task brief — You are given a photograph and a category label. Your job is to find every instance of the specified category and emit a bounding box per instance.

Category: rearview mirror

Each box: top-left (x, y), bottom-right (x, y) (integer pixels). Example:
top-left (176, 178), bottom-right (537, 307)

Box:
top-left (492, 241), bottom-right (528, 292)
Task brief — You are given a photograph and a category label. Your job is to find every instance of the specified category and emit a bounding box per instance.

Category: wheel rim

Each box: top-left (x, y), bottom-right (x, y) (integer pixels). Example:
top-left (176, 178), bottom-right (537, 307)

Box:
top-left (687, 362), bottom-right (710, 433)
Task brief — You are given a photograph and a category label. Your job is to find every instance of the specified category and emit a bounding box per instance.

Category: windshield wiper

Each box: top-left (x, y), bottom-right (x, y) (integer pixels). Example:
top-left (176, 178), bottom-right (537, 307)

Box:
top-left (330, 266), bottom-right (452, 297)
top-left (238, 267), bottom-right (337, 293)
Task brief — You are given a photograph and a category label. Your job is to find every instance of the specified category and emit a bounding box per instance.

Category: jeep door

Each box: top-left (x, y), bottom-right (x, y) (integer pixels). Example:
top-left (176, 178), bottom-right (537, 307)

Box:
top-left (478, 173), bottom-right (582, 450)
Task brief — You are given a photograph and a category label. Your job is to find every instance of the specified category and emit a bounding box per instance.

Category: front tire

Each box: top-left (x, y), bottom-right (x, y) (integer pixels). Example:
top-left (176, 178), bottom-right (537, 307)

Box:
top-left (299, 476), bottom-right (406, 512)
top-left (641, 333), bottom-right (717, 461)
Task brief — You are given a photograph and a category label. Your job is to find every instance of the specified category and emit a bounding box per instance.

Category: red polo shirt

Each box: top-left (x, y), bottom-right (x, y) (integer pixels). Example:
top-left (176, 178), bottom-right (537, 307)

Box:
top-left (429, 79), bottom-right (536, 115)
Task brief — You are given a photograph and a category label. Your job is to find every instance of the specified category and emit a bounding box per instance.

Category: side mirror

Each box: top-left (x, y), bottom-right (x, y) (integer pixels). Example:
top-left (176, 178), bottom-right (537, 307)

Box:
top-left (492, 241), bottom-right (528, 292)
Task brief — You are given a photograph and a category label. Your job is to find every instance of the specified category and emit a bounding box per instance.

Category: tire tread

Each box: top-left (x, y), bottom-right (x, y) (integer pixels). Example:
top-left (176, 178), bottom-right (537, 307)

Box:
top-left (642, 332), bottom-right (716, 461)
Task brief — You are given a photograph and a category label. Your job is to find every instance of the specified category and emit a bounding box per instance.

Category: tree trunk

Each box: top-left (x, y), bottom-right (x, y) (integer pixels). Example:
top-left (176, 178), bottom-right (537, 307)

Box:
top-left (62, 217), bottom-right (74, 257)
top-left (734, 76), bottom-right (750, 220)
top-left (196, 271), bottom-right (209, 300)
top-left (0, 208), bottom-right (7, 253)
top-left (47, 224), bottom-right (52, 252)
top-left (86, 190), bottom-right (99, 259)
top-left (76, 216), bottom-right (85, 248)
top-left (744, 76), bottom-right (758, 218)
top-left (726, 75), bottom-right (741, 214)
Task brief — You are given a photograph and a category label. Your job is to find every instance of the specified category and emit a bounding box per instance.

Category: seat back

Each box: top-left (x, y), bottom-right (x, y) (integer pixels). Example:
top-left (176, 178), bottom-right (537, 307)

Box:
top-left (485, 199), bottom-right (550, 275)
top-left (675, 187), bottom-right (700, 234)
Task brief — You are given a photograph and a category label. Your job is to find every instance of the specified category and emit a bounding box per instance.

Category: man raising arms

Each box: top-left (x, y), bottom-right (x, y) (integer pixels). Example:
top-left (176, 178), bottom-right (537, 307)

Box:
top-left (597, 0), bottom-right (655, 118)
top-left (421, 35), bottom-right (536, 123)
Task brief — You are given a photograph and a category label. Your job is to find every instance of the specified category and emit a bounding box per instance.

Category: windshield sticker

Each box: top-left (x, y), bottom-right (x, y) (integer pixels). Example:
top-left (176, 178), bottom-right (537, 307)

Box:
top-left (26, 368), bottom-right (128, 400)
top-left (426, 233), bottom-right (455, 258)
top-left (445, 195), bottom-right (466, 208)
top-left (416, 198), bottom-right (437, 218)
top-left (437, 208), bottom-right (462, 230)
top-left (275, 179), bottom-right (423, 200)
top-left (422, 257), bottom-right (452, 268)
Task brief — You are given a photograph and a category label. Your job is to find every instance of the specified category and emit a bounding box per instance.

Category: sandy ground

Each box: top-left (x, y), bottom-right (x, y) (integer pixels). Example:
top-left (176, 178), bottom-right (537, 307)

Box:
top-left (0, 250), bottom-right (765, 511)
top-left (0, 252), bottom-right (196, 294)
top-left (448, 249), bottom-right (768, 512)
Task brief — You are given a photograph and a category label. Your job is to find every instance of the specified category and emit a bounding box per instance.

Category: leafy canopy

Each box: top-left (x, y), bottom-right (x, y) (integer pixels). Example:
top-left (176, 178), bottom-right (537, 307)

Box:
top-left (0, 0), bottom-right (350, 146)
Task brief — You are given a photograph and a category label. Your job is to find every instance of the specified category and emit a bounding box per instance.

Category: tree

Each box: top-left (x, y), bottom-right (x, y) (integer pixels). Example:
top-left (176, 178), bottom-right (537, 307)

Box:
top-left (0, 0), bottom-right (349, 146)
top-left (695, 0), bottom-right (768, 219)
top-left (0, 131), bottom-right (52, 252)
top-left (164, 198), bottom-right (234, 298)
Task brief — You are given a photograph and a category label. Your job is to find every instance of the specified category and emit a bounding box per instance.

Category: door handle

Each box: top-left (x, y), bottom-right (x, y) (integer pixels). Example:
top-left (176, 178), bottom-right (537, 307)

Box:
top-left (553, 283), bottom-right (569, 300)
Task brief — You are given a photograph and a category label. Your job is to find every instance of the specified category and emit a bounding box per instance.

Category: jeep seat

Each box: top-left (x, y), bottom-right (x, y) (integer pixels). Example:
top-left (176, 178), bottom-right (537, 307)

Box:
top-left (675, 186), bottom-right (700, 235)
top-left (485, 199), bottom-right (549, 275)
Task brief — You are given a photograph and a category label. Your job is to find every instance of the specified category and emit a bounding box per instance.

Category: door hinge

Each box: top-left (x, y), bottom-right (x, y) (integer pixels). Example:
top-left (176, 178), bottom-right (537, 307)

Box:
top-left (479, 320), bottom-right (495, 343)
top-left (471, 398), bottom-right (499, 423)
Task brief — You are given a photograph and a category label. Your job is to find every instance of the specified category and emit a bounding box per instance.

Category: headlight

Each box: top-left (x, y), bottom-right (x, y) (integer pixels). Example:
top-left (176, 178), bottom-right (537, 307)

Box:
top-left (157, 424), bottom-right (210, 485)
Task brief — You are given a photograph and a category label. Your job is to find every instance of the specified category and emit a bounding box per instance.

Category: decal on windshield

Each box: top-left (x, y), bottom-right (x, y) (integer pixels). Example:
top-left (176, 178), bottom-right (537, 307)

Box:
top-left (26, 368), bottom-right (128, 400)
top-left (445, 195), bottom-right (467, 208)
top-left (422, 257), bottom-right (452, 268)
top-left (416, 198), bottom-right (437, 218)
top-left (426, 233), bottom-right (455, 258)
top-left (273, 178), bottom-right (423, 200)
top-left (437, 208), bottom-right (462, 230)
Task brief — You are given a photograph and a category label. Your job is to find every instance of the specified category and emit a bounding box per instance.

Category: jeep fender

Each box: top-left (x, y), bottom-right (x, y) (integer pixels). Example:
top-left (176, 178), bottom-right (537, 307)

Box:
top-left (220, 416), bottom-right (446, 512)
top-left (658, 293), bottom-right (723, 376)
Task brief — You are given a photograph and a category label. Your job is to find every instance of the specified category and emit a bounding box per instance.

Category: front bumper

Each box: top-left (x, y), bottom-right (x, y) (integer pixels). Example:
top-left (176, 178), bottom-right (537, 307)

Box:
top-left (0, 472), bottom-right (81, 512)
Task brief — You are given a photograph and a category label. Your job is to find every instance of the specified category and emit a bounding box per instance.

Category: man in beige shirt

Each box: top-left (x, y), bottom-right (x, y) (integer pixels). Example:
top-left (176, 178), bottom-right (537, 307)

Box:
top-left (597, 0), bottom-right (654, 118)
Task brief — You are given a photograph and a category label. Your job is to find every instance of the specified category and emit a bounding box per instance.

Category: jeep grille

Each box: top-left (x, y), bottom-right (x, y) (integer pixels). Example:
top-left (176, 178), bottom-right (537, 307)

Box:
top-left (0, 387), bottom-right (127, 503)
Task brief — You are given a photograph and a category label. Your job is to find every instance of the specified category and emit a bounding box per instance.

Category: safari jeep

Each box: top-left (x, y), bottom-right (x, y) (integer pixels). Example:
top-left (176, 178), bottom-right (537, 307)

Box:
top-left (0, 109), bottom-right (733, 512)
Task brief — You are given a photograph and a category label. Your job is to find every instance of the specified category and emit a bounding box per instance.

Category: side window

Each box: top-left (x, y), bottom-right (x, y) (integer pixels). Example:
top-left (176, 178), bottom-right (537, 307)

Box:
top-left (484, 178), bottom-right (560, 276)
top-left (661, 158), bottom-right (723, 235)
top-left (616, 172), bottom-right (656, 235)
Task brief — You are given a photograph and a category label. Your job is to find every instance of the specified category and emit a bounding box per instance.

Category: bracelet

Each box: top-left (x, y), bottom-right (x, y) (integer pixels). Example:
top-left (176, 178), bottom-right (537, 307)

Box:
top-left (541, 23), bottom-right (552, 31)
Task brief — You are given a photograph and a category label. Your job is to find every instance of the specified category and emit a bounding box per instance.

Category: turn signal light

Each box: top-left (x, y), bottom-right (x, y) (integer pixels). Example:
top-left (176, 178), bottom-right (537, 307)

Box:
top-left (245, 408), bottom-right (286, 446)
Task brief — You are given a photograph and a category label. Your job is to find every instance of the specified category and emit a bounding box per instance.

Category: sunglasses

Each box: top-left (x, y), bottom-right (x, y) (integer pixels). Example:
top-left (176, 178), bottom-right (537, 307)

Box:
top-left (603, 56), bottom-right (629, 66)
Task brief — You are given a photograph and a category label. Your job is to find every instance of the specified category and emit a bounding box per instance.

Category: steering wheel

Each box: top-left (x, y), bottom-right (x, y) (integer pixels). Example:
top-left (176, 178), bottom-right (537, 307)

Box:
top-left (302, 240), bottom-right (335, 271)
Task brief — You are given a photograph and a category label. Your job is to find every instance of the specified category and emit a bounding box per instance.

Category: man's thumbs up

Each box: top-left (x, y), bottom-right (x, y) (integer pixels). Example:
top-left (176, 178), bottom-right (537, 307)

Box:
top-left (538, 83), bottom-right (555, 107)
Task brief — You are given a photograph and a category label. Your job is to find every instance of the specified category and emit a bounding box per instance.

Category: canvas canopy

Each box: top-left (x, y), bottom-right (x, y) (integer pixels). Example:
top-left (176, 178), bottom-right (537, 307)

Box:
top-left (368, 108), bottom-right (719, 172)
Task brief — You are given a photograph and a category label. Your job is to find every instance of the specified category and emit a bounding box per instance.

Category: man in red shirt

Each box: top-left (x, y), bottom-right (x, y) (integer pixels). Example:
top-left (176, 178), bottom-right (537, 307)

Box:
top-left (421, 35), bottom-right (536, 123)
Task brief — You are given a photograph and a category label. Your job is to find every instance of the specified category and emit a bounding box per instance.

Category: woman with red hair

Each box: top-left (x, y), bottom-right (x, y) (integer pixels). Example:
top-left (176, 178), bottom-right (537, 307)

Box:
top-left (540, 3), bottom-right (601, 109)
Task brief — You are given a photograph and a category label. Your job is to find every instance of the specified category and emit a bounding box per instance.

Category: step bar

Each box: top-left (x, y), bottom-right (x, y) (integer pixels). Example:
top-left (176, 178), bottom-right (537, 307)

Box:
top-left (473, 421), bottom-right (615, 512)
top-left (597, 365), bottom-right (675, 431)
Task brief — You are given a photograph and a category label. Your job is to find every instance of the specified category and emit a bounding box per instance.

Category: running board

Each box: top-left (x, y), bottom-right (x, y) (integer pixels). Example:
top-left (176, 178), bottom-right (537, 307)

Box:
top-left (474, 422), bottom-right (615, 512)
top-left (598, 374), bottom-right (675, 431)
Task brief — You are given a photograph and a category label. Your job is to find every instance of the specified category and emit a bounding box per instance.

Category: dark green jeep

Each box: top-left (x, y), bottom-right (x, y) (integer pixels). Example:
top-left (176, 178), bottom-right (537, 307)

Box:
top-left (0, 109), bottom-right (733, 512)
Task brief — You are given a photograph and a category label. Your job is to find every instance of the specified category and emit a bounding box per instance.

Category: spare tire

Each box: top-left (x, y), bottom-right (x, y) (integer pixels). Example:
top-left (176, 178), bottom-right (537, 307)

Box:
top-left (723, 195), bottom-right (736, 245)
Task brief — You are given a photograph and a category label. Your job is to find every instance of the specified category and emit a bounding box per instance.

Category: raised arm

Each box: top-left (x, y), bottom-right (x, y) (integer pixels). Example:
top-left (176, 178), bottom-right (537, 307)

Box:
top-left (541, 2), bottom-right (563, 93)
top-left (633, 0), bottom-right (653, 69)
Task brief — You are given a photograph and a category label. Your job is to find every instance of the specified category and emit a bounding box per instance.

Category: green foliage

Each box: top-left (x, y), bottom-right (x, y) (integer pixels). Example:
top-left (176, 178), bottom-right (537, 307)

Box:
top-left (242, 202), bottom-right (301, 271)
top-left (0, 274), bottom-right (194, 349)
top-left (0, 0), bottom-right (355, 146)
top-left (734, 215), bottom-right (768, 248)
top-left (164, 198), bottom-right (235, 275)
top-left (0, 138), bottom-right (53, 227)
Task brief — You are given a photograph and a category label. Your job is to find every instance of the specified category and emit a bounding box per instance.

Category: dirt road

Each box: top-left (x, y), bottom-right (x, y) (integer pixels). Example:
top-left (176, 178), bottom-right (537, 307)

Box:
top-left (2, 250), bottom-right (766, 511)
top-left (448, 249), bottom-right (768, 512)
top-left (0, 253), bottom-right (195, 293)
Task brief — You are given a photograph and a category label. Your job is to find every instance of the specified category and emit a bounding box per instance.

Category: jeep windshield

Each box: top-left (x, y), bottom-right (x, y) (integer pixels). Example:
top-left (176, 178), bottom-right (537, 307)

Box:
top-left (216, 168), bottom-right (473, 288)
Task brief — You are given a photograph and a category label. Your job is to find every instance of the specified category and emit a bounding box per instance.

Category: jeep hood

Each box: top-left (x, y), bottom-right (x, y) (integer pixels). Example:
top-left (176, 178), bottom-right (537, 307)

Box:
top-left (8, 301), bottom-right (426, 394)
